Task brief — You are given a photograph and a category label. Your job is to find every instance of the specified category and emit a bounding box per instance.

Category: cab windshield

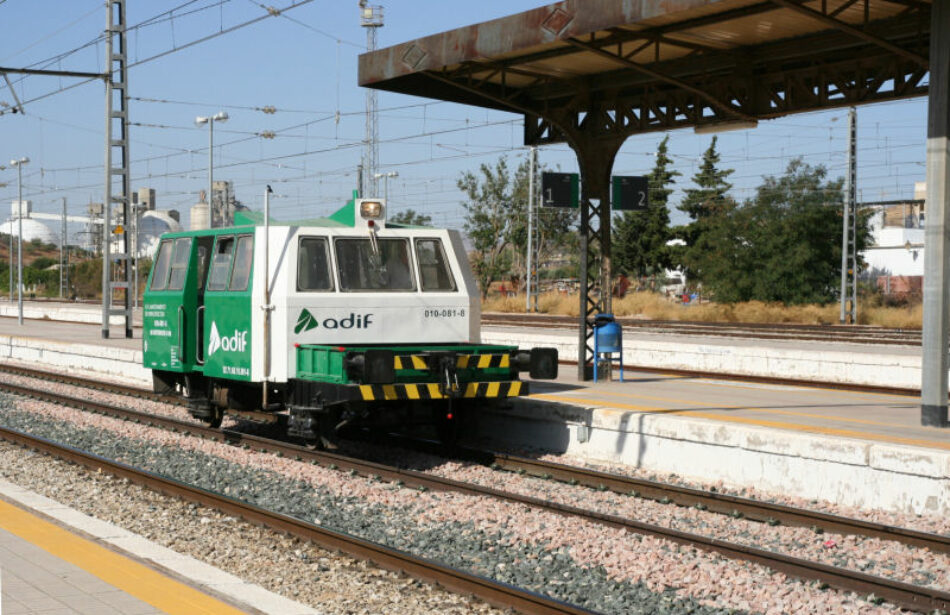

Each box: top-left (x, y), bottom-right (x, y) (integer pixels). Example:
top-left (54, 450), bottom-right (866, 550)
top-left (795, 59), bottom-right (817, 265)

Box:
top-left (335, 238), bottom-right (415, 291)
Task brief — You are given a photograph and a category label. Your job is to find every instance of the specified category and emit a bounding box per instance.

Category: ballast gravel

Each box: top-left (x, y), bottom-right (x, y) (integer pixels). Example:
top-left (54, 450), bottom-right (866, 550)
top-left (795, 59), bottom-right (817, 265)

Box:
top-left (346, 441), bottom-right (950, 590)
top-left (0, 391), bottom-right (922, 615)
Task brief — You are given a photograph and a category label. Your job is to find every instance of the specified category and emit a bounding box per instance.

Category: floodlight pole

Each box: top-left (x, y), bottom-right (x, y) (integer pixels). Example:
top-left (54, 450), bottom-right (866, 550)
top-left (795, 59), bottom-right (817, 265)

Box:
top-left (921, 1), bottom-right (950, 428)
top-left (196, 112), bottom-right (228, 228)
top-left (360, 2), bottom-right (384, 198)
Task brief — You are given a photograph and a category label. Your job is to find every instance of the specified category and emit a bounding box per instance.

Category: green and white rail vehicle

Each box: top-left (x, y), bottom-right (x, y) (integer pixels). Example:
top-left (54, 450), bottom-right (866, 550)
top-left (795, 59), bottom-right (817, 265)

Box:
top-left (143, 196), bottom-right (557, 446)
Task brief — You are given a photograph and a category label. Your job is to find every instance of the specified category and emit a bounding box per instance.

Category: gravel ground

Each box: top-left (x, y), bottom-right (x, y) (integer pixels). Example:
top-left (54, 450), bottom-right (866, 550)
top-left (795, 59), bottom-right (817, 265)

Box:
top-left (0, 435), bottom-right (501, 613)
top-left (528, 451), bottom-right (950, 538)
top-left (0, 391), bottom-right (919, 614)
top-left (342, 440), bottom-right (950, 590)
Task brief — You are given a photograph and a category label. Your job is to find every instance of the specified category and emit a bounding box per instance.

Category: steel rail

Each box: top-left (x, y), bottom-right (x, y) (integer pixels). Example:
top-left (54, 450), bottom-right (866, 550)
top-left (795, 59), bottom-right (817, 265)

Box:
top-left (1, 380), bottom-right (948, 611)
top-left (0, 369), bottom-right (943, 550)
top-left (0, 310), bottom-right (923, 344)
top-left (481, 313), bottom-right (922, 346)
top-left (0, 425), bottom-right (593, 615)
top-left (459, 444), bottom-right (950, 554)
top-left (0, 350), bottom-right (926, 404)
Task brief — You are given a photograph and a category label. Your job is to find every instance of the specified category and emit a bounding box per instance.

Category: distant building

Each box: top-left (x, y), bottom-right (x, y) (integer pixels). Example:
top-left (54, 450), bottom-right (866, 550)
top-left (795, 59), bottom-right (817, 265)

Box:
top-left (3, 201), bottom-right (58, 245)
top-left (863, 181), bottom-right (925, 278)
top-left (136, 210), bottom-right (182, 257)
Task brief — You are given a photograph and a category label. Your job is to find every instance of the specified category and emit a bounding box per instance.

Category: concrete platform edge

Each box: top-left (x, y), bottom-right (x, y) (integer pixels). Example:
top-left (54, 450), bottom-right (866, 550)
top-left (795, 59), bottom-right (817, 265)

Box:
top-left (482, 330), bottom-right (923, 391)
top-left (0, 478), bottom-right (319, 615)
top-left (487, 398), bottom-right (950, 515)
top-left (0, 335), bottom-right (151, 384)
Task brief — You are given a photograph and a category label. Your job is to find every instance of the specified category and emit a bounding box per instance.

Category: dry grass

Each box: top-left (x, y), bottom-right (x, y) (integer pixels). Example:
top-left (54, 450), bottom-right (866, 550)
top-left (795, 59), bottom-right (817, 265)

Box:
top-left (482, 290), bottom-right (922, 329)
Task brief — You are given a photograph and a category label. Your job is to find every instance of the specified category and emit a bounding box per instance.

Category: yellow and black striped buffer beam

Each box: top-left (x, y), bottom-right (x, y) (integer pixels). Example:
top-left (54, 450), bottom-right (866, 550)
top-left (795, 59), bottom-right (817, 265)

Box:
top-left (393, 354), bottom-right (510, 371)
top-left (359, 380), bottom-right (525, 401)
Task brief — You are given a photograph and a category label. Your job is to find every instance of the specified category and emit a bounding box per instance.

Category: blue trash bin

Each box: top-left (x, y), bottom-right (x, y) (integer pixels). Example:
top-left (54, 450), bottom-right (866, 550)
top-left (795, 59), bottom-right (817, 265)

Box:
top-left (593, 313), bottom-right (624, 382)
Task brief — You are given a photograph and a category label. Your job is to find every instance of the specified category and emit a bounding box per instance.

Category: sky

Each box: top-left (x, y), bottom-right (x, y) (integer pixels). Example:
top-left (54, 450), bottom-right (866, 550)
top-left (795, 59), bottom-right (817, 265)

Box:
top-left (0, 0), bottom-right (931, 243)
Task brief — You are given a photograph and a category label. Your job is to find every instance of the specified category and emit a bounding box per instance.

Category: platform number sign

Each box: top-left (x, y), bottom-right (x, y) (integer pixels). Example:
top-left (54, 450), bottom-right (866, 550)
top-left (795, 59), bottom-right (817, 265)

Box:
top-left (612, 176), bottom-right (649, 211)
top-left (541, 172), bottom-right (579, 208)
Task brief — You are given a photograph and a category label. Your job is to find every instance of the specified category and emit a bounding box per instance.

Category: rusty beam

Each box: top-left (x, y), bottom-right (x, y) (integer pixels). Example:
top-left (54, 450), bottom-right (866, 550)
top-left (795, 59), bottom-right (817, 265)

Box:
top-left (564, 37), bottom-right (755, 121)
top-left (769, 0), bottom-right (928, 66)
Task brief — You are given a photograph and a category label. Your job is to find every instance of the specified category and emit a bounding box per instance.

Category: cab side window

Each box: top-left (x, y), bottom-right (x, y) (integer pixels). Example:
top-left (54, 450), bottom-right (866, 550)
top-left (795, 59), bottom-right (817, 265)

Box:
top-left (415, 238), bottom-right (456, 292)
top-left (229, 235), bottom-right (254, 291)
top-left (149, 240), bottom-right (173, 291)
top-left (297, 237), bottom-right (333, 291)
top-left (166, 238), bottom-right (193, 291)
top-left (207, 236), bottom-right (235, 291)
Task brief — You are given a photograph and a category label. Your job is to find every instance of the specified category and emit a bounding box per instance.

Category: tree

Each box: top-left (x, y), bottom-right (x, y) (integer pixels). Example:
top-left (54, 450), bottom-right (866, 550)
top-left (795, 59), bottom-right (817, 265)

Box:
top-left (694, 158), bottom-right (871, 304)
top-left (613, 135), bottom-right (679, 280)
top-left (676, 136), bottom-right (736, 282)
top-left (458, 156), bottom-right (530, 297)
top-left (389, 209), bottom-right (432, 226)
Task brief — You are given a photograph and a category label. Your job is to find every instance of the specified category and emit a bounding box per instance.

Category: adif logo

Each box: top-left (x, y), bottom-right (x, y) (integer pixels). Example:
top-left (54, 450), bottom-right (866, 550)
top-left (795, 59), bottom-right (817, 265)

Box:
top-left (295, 309), bottom-right (318, 334)
top-left (294, 309), bottom-right (375, 334)
top-left (208, 321), bottom-right (248, 356)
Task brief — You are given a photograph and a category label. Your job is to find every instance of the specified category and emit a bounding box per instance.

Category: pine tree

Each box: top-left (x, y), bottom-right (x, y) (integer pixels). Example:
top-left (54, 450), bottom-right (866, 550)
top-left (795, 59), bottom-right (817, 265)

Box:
top-left (676, 136), bottom-right (737, 283)
top-left (679, 136), bottom-right (734, 221)
top-left (613, 135), bottom-right (679, 281)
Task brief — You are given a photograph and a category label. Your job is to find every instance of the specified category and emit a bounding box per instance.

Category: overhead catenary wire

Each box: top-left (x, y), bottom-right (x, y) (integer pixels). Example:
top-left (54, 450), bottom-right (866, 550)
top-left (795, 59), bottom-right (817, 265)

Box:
top-left (3, 0), bottom-right (315, 108)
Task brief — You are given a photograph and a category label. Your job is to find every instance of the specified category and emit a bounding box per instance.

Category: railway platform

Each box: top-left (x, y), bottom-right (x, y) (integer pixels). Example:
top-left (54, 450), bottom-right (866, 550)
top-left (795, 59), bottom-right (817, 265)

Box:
top-left (0, 310), bottom-right (947, 515)
top-left (0, 479), bottom-right (316, 615)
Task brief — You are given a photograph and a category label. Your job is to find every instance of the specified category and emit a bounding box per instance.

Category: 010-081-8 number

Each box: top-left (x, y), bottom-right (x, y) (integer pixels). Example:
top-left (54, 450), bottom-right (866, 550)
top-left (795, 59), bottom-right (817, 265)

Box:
top-left (424, 309), bottom-right (465, 318)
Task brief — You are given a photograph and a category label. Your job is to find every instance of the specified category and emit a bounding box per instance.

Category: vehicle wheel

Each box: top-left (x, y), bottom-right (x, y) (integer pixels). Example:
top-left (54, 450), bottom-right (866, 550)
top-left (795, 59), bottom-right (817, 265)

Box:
top-left (207, 406), bottom-right (223, 429)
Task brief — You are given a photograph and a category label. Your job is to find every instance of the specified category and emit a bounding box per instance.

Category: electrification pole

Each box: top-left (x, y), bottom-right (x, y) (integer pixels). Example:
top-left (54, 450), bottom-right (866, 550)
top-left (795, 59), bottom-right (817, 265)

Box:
top-left (839, 107), bottom-right (857, 324)
top-left (526, 147), bottom-right (536, 311)
top-left (60, 197), bottom-right (66, 299)
top-left (102, 0), bottom-right (133, 338)
top-left (534, 190), bottom-right (541, 313)
top-left (7, 220), bottom-right (12, 302)
top-left (359, 1), bottom-right (383, 198)
top-left (11, 157), bottom-right (28, 325)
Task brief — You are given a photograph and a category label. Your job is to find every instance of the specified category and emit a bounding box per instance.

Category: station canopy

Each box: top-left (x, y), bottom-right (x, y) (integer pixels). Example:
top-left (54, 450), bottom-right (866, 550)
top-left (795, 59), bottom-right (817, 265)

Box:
top-left (358, 0), bottom-right (937, 391)
top-left (358, 0), bottom-right (929, 143)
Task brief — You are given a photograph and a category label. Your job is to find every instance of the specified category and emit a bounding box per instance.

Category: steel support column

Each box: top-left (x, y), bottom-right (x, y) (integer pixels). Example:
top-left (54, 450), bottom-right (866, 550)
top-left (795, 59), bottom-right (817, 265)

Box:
top-left (571, 137), bottom-right (623, 380)
top-left (102, 0), bottom-right (132, 339)
top-left (921, 0), bottom-right (950, 427)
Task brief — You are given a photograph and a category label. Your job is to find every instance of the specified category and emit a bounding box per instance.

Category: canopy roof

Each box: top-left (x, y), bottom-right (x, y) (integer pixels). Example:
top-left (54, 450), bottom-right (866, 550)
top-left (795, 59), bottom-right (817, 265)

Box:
top-left (359, 0), bottom-right (930, 142)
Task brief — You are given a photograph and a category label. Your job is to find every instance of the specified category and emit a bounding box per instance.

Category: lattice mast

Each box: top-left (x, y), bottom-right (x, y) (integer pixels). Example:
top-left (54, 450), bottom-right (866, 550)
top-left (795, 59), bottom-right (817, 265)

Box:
top-left (359, 2), bottom-right (383, 198)
top-left (102, 0), bottom-right (132, 338)
top-left (839, 107), bottom-right (858, 324)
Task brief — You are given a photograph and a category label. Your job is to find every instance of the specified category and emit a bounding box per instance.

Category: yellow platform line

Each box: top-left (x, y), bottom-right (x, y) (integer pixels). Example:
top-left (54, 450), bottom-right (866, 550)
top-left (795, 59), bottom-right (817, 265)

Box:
top-left (576, 389), bottom-right (915, 429)
top-left (530, 393), bottom-right (950, 451)
top-left (0, 499), bottom-right (247, 615)
top-left (624, 369), bottom-right (917, 401)
top-left (683, 376), bottom-right (918, 401)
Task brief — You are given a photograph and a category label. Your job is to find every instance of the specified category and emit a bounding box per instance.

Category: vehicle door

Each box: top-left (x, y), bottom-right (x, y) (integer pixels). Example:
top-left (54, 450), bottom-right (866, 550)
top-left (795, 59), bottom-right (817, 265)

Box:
top-left (202, 233), bottom-right (255, 381)
top-left (193, 235), bottom-right (214, 366)
top-left (142, 236), bottom-right (197, 371)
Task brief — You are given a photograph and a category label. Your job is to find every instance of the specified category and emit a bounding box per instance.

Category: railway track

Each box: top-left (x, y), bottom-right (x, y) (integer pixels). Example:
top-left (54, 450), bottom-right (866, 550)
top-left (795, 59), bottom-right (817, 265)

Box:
top-left (0, 425), bottom-right (590, 615)
top-left (482, 313), bottom-right (923, 346)
top-left (0, 308), bottom-right (924, 346)
top-left (0, 371), bottom-right (948, 612)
